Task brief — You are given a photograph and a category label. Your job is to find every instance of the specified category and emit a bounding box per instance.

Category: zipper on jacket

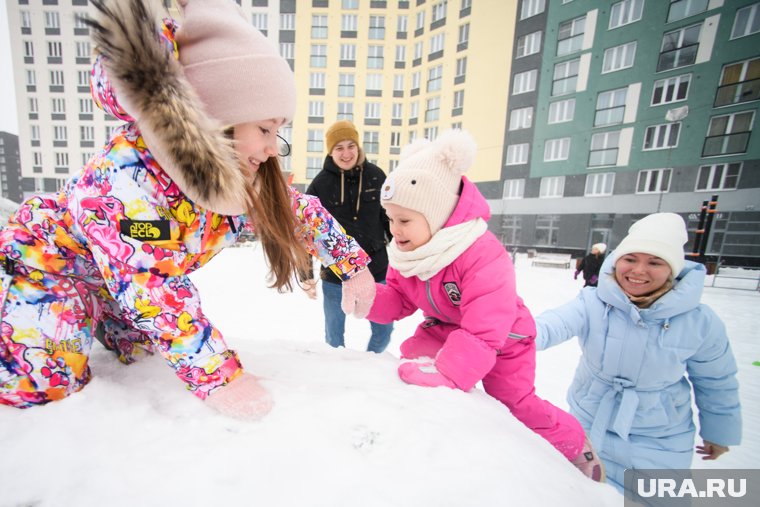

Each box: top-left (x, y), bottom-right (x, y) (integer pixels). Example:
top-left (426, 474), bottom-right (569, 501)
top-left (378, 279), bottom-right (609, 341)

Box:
top-left (227, 216), bottom-right (237, 234)
top-left (425, 280), bottom-right (452, 323)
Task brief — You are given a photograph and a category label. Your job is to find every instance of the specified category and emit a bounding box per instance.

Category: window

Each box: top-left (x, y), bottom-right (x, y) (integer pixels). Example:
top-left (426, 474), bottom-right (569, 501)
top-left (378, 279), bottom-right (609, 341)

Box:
top-left (342, 14), bottom-right (358, 31)
top-left (50, 70), bottom-right (63, 86)
top-left (76, 41), bottom-right (91, 60)
top-left (589, 131), bottom-right (620, 167)
top-left (280, 43), bottom-right (294, 60)
top-left (595, 88), bottom-right (627, 127)
top-left (280, 13), bottom-right (295, 30)
top-left (413, 41), bottom-right (424, 61)
top-left (338, 74), bottom-right (355, 97)
top-left (548, 98), bottom-right (575, 124)
top-left (657, 23), bottom-right (701, 72)
top-left (535, 215), bottom-right (559, 246)
top-left (53, 125), bottom-right (67, 142)
top-left (424, 127), bottom-right (439, 140)
top-left (416, 11), bottom-right (425, 31)
top-left (411, 71), bottom-right (421, 92)
top-left (609, 0), bottom-right (644, 29)
top-left (26, 69), bottom-right (36, 87)
top-left (78, 70), bottom-right (90, 88)
top-left (521, 0), bottom-right (545, 20)
top-left (369, 15), bottom-right (385, 39)
top-left (539, 176), bottom-right (565, 198)
top-left (455, 57), bottom-right (467, 80)
top-left (30, 125), bottom-right (40, 141)
top-left (715, 58), bottom-right (760, 108)
top-left (20, 10), bottom-right (31, 29)
top-left (311, 15), bottom-right (328, 39)
top-left (458, 23), bottom-right (470, 46)
top-left (79, 98), bottom-right (93, 114)
top-left (430, 33), bottom-right (445, 54)
top-left (310, 72), bottom-right (326, 90)
top-left (696, 163), bottom-right (741, 191)
top-left (703, 111), bottom-right (754, 157)
top-left (552, 58), bottom-right (579, 96)
top-left (397, 15), bottom-right (408, 34)
top-left (427, 65), bottom-right (443, 92)
top-left (652, 74), bottom-right (691, 106)
top-left (392, 103), bottom-right (403, 121)
top-left (366, 73), bottom-right (383, 94)
top-left (636, 168), bottom-right (672, 194)
top-left (602, 41), bottom-right (636, 73)
top-left (340, 44), bottom-right (356, 63)
top-left (368, 45), bottom-right (384, 69)
top-left (364, 131), bottom-right (380, 154)
top-left (307, 129), bottom-right (323, 152)
top-left (342, 0), bottom-right (358, 8)
top-left (503, 179), bottom-right (525, 199)
top-left (731, 2), bottom-right (760, 39)
top-left (506, 143), bottom-right (529, 165)
top-left (557, 16), bottom-right (585, 56)
top-left (310, 44), bottom-right (327, 68)
top-left (425, 97), bottom-right (440, 122)
top-left (509, 107), bottom-right (533, 130)
top-left (44, 11), bottom-right (60, 30)
top-left (55, 152), bottom-right (69, 170)
top-left (52, 97), bottom-right (66, 114)
top-left (513, 70), bottom-right (537, 95)
top-left (308, 101), bottom-right (324, 119)
top-left (432, 1), bottom-right (447, 23)
top-left (306, 157), bottom-right (322, 180)
top-left (394, 74), bottom-right (404, 94)
top-left (48, 41), bottom-right (62, 58)
top-left (365, 102), bottom-right (381, 120)
top-left (667, 0), bottom-right (708, 23)
top-left (585, 172), bottom-right (615, 196)
top-left (452, 90), bottom-right (465, 110)
top-left (643, 122), bottom-right (681, 150)
top-left (544, 138), bottom-right (571, 161)
top-left (395, 45), bottom-right (406, 65)
top-left (23, 41), bottom-right (33, 58)
top-left (390, 131), bottom-right (401, 148)
top-left (29, 97), bottom-right (38, 114)
top-left (80, 125), bottom-right (95, 142)
top-left (410, 101), bottom-right (419, 121)
top-left (337, 102), bottom-right (354, 121)
top-left (252, 13), bottom-right (268, 31)
top-left (517, 31), bottom-right (542, 58)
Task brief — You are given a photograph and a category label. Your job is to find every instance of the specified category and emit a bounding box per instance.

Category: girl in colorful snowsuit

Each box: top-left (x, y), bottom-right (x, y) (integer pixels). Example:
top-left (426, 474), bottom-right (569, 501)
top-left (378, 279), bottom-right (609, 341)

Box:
top-left (0, 0), bottom-right (375, 420)
top-left (352, 129), bottom-right (603, 481)
top-left (536, 213), bottom-right (741, 492)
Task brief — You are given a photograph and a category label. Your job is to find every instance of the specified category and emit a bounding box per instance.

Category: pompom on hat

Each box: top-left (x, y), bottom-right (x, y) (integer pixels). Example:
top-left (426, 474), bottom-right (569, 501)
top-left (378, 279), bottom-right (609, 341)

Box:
top-left (176, 0), bottom-right (296, 126)
top-left (381, 129), bottom-right (476, 235)
top-left (326, 120), bottom-right (360, 153)
top-left (611, 213), bottom-right (688, 278)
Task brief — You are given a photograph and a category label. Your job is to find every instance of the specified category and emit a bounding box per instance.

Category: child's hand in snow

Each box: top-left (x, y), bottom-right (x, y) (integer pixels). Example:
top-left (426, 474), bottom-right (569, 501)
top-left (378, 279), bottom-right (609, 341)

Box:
top-left (205, 373), bottom-right (273, 421)
top-left (398, 361), bottom-right (457, 389)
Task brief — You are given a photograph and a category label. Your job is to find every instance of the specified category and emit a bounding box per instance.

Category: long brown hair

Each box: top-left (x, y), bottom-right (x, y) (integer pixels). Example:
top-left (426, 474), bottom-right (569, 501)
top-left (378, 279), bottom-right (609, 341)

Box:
top-left (245, 156), bottom-right (309, 292)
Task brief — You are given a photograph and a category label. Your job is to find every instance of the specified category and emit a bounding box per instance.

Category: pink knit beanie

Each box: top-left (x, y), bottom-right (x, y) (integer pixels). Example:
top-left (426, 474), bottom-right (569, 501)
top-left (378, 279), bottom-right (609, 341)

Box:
top-left (176, 0), bottom-right (296, 126)
top-left (381, 129), bottom-right (476, 235)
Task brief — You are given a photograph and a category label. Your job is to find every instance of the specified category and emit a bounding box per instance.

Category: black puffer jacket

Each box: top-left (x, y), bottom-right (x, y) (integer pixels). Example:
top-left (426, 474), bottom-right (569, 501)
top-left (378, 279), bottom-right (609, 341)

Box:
top-left (306, 153), bottom-right (391, 284)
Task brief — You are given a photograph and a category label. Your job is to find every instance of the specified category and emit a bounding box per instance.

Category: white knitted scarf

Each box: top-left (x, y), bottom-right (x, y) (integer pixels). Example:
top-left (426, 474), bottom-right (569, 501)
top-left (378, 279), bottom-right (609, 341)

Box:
top-left (388, 218), bottom-right (488, 281)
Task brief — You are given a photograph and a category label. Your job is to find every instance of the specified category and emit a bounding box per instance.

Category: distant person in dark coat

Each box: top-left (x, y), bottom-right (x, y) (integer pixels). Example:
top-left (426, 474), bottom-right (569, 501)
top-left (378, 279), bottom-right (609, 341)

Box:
top-left (575, 243), bottom-right (606, 287)
top-left (304, 120), bottom-right (394, 353)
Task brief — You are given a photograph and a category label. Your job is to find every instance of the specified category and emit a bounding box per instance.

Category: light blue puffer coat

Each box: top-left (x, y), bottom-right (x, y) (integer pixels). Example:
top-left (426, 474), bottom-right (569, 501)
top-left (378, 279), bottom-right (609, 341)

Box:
top-left (536, 256), bottom-right (741, 490)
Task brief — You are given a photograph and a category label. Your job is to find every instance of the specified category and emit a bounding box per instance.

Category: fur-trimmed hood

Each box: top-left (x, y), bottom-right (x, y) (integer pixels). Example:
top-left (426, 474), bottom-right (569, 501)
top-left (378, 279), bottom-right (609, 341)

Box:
top-left (86, 0), bottom-right (249, 215)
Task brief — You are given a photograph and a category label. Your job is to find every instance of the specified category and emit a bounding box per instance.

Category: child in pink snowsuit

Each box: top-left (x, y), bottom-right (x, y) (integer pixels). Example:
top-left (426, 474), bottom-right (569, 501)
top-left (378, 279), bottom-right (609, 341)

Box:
top-left (358, 130), bottom-right (603, 481)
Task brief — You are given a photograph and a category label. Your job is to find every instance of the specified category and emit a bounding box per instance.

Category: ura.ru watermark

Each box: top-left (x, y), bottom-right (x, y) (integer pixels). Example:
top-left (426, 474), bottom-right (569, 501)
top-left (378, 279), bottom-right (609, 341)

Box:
top-left (624, 469), bottom-right (758, 506)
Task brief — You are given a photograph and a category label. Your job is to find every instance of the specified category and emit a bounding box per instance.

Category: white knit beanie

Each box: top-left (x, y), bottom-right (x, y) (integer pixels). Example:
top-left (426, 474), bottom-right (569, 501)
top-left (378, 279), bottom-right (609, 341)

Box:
top-left (611, 213), bottom-right (688, 278)
top-left (380, 129), bottom-right (476, 235)
top-left (177, 0), bottom-right (296, 126)
top-left (592, 243), bottom-right (607, 254)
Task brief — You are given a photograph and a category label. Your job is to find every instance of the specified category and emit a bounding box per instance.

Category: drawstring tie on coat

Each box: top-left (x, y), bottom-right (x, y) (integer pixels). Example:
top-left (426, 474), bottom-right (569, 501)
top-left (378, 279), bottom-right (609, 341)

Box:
top-left (339, 168), bottom-right (363, 218)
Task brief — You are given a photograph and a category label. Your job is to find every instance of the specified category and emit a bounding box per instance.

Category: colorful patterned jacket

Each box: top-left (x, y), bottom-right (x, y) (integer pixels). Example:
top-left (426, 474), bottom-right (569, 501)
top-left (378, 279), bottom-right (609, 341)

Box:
top-left (0, 23), bottom-right (368, 401)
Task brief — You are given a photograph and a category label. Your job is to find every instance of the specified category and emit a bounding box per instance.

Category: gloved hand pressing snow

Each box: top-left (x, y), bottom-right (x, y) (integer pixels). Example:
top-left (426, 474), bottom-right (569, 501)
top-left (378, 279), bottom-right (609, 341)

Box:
top-left (205, 372), bottom-right (273, 421)
top-left (398, 360), bottom-right (457, 389)
top-left (341, 268), bottom-right (376, 319)
top-left (573, 270), bottom-right (580, 280)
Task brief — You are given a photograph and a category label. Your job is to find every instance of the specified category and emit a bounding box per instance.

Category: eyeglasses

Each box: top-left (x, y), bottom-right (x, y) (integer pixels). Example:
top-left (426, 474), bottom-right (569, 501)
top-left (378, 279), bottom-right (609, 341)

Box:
top-left (277, 133), bottom-right (291, 157)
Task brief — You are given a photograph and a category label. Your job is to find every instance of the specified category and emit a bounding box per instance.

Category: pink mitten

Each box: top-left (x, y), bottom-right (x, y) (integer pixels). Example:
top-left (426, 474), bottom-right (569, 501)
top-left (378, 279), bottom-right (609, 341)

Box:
top-left (341, 268), bottom-right (376, 319)
top-left (398, 361), bottom-right (457, 389)
top-left (399, 333), bottom-right (444, 359)
top-left (205, 373), bottom-right (273, 421)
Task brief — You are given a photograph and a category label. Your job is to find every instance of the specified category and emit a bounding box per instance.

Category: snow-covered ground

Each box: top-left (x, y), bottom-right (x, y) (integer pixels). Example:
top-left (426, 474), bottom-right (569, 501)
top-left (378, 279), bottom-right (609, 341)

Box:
top-left (1, 246), bottom-right (757, 507)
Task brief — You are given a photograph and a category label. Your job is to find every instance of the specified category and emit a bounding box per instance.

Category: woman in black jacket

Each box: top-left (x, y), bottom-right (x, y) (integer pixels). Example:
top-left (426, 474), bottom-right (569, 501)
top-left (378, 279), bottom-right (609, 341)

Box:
top-left (305, 121), bottom-right (394, 353)
top-left (575, 243), bottom-right (606, 287)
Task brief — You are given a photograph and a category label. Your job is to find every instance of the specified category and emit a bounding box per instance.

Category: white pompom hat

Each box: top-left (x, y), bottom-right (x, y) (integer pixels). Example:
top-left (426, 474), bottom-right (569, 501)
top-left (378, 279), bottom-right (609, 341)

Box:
top-left (380, 129), bottom-right (476, 234)
top-left (611, 213), bottom-right (688, 278)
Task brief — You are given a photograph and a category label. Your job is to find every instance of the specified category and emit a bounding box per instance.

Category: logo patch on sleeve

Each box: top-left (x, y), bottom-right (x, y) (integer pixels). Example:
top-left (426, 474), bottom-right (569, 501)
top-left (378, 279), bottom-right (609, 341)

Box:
top-left (443, 282), bottom-right (461, 306)
top-left (119, 219), bottom-right (171, 241)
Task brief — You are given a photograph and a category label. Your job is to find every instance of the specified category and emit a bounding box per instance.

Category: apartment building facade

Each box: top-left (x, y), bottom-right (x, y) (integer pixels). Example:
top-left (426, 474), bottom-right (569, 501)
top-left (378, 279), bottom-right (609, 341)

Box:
top-left (0, 131), bottom-right (24, 203)
top-left (497, 0), bottom-right (760, 266)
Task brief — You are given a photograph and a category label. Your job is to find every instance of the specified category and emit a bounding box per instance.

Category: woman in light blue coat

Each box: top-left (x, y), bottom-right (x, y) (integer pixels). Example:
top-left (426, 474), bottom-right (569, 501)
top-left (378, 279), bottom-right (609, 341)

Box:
top-left (536, 213), bottom-right (741, 492)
